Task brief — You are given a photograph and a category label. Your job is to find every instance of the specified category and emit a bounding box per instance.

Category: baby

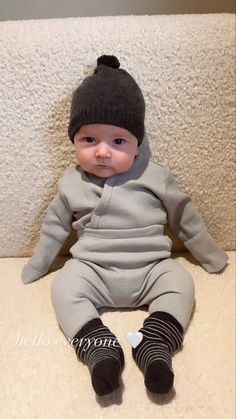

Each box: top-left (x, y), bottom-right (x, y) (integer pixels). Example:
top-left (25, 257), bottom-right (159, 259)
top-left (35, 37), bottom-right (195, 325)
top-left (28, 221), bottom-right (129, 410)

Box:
top-left (22, 55), bottom-right (228, 397)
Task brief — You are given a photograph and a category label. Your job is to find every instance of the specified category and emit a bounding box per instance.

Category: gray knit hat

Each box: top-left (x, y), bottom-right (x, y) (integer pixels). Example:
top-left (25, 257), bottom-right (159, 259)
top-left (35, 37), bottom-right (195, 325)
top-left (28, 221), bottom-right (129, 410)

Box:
top-left (68, 55), bottom-right (145, 145)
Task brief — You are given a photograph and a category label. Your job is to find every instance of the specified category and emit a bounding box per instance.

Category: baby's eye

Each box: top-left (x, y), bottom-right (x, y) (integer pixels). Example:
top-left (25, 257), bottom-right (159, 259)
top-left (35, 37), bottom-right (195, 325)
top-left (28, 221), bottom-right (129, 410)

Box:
top-left (114, 138), bottom-right (125, 145)
top-left (84, 137), bottom-right (95, 143)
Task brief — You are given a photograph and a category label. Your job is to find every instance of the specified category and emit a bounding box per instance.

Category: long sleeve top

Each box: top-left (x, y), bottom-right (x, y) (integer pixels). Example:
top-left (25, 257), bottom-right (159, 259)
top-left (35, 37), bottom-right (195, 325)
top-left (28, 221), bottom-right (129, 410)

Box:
top-left (22, 152), bottom-right (228, 284)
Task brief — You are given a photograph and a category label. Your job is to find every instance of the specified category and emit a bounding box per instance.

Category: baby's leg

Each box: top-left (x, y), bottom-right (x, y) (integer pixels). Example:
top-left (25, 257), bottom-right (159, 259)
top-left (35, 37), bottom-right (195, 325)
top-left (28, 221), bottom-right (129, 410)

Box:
top-left (132, 258), bottom-right (195, 394)
top-left (51, 258), bottom-right (124, 396)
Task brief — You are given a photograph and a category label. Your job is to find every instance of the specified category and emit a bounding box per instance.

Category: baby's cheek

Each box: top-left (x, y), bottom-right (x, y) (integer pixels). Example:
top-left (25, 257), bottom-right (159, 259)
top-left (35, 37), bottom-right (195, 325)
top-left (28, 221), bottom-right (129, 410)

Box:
top-left (76, 149), bottom-right (85, 162)
top-left (123, 155), bottom-right (136, 169)
top-left (115, 157), bottom-right (134, 174)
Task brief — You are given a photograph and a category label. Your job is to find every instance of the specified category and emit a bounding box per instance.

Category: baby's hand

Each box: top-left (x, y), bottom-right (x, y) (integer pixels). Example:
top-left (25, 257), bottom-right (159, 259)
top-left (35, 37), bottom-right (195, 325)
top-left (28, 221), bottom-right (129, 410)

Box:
top-left (21, 263), bottom-right (45, 284)
top-left (214, 263), bottom-right (228, 275)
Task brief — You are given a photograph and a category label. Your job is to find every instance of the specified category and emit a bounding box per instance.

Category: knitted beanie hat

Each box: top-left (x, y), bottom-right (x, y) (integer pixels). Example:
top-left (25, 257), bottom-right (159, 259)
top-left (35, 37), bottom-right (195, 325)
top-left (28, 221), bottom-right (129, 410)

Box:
top-left (68, 55), bottom-right (145, 145)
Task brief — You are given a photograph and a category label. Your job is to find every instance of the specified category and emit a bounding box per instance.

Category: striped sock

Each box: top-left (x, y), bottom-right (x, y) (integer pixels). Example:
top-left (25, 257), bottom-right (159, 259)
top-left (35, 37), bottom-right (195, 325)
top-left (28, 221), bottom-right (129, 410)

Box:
top-left (72, 318), bottom-right (124, 396)
top-left (132, 311), bottom-right (183, 394)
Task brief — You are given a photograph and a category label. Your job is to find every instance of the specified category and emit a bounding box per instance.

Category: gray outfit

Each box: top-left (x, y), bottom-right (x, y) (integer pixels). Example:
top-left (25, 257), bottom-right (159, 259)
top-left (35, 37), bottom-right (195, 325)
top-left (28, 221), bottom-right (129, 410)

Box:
top-left (22, 152), bottom-right (228, 339)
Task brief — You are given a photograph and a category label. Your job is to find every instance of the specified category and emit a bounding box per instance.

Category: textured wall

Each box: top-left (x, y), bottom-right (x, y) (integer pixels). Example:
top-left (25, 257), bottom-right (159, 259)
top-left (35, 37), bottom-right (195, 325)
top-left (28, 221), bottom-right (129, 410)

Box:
top-left (0, 0), bottom-right (235, 20)
top-left (0, 14), bottom-right (235, 256)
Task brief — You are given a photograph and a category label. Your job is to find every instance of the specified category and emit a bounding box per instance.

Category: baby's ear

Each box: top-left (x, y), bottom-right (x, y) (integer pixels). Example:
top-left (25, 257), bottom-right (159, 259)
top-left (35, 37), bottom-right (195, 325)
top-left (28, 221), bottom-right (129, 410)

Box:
top-left (135, 147), bottom-right (140, 156)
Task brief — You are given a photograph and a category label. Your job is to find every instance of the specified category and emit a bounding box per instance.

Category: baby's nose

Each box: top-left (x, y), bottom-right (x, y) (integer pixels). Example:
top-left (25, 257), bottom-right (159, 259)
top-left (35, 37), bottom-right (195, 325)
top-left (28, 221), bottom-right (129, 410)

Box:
top-left (95, 144), bottom-right (111, 159)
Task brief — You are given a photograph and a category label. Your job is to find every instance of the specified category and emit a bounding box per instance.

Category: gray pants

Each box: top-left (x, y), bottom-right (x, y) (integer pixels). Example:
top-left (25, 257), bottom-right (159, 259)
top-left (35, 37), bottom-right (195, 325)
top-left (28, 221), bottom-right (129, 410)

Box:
top-left (51, 257), bottom-right (195, 340)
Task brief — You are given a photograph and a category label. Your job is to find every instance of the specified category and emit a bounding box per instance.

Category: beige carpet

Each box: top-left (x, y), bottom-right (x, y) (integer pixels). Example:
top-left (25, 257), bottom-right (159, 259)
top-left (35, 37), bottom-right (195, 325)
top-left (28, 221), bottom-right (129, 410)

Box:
top-left (1, 252), bottom-right (235, 419)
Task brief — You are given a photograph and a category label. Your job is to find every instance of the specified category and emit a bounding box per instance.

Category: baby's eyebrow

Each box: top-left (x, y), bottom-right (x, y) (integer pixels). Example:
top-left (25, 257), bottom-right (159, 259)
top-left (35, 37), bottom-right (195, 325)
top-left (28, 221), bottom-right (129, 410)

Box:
top-left (81, 134), bottom-right (94, 137)
top-left (79, 133), bottom-right (95, 138)
top-left (79, 131), bottom-right (88, 136)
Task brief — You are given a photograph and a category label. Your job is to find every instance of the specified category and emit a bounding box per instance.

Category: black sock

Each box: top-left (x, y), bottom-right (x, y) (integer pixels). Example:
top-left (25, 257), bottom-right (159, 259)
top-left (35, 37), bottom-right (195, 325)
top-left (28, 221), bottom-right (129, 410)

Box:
top-left (72, 318), bottom-right (124, 396)
top-left (132, 311), bottom-right (183, 394)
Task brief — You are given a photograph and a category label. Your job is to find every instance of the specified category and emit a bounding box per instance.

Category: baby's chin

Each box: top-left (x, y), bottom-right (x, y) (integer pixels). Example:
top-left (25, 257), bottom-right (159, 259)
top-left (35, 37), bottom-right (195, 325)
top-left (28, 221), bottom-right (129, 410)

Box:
top-left (89, 167), bottom-right (119, 178)
top-left (81, 165), bottom-right (128, 179)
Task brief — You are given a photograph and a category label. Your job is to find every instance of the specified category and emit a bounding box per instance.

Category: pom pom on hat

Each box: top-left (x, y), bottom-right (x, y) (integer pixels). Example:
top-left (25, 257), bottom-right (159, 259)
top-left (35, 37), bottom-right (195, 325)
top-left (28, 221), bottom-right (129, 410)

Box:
top-left (97, 55), bottom-right (120, 69)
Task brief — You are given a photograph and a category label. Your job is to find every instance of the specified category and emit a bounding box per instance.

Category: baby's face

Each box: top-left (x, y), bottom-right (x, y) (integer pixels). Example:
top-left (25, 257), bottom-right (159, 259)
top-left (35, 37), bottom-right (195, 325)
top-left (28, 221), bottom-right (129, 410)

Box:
top-left (74, 124), bottom-right (139, 178)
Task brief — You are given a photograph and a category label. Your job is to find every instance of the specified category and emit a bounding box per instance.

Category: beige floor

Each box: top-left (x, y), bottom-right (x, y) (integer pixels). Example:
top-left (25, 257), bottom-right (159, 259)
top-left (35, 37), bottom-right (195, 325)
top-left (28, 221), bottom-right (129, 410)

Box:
top-left (1, 253), bottom-right (235, 419)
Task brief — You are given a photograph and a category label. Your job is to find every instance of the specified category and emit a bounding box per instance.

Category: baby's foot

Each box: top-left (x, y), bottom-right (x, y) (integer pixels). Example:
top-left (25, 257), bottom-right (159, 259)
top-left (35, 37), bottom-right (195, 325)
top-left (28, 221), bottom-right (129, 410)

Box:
top-left (72, 318), bottom-right (124, 396)
top-left (91, 357), bottom-right (122, 396)
top-left (132, 311), bottom-right (183, 394)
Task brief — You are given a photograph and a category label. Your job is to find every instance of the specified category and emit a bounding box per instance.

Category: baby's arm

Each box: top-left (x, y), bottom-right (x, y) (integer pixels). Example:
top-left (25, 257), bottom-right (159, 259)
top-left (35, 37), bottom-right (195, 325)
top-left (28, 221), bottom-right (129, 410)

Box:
top-left (162, 168), bottom-right (229, 273)
top-left (22, 183), bottom-right (73, 284)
